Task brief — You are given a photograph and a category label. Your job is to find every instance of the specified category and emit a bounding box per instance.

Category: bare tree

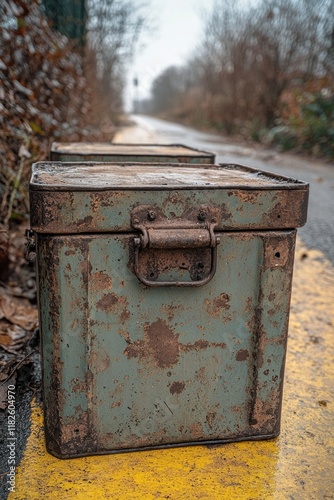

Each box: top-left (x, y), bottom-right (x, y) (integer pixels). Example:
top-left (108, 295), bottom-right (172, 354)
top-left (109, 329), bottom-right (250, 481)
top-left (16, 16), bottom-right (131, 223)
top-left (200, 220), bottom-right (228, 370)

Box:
top-left (245, 0), bottom-right (333, 125)
top-left (149, 0), bottom-right (334, 136)
top-left (86, 0), bottom-right (146, 121)
top-left (150, 66), bottom-right (186, 114)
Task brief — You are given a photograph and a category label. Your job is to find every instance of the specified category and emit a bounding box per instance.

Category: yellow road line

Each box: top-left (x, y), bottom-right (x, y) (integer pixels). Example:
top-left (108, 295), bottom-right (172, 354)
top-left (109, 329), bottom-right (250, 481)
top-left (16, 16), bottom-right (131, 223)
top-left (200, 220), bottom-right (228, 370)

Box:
top-left (9, 239), bottom-right (334, 499)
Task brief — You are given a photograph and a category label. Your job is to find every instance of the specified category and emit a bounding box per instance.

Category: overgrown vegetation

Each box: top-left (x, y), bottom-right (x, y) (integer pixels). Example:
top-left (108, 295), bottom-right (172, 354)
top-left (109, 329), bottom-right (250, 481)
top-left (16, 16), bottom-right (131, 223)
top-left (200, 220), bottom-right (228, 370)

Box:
top-left (0, 0), bottom-right (91, 226)
top-left (145, 0), bottom-right (334, 158)
top-left (0, 0), bottom-right (145, 227)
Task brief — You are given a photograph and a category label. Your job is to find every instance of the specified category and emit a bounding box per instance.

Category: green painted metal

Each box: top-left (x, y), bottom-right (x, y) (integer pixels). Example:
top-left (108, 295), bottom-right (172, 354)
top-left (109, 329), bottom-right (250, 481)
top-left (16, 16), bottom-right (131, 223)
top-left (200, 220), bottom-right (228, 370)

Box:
top-left (30, 163), bottom-right (308, 234)
top-left (50, 143), bottom-right (215, 164)
top-left (31, 162), bottom-right (308, 458)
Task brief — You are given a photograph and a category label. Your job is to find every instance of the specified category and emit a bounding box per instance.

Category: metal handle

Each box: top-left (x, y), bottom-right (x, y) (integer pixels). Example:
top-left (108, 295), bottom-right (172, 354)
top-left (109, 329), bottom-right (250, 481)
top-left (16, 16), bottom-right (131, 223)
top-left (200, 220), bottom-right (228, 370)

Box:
top-left (133, 235), bottom-right (220, 287)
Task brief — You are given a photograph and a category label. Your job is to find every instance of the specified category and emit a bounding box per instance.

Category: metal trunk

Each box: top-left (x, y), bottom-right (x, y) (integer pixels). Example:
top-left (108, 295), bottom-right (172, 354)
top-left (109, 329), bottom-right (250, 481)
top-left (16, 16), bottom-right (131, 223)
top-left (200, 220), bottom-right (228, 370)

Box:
top-left (30, 162), bottom-right (309, 458)
top-left (50, 143), bottom-right (215, 164)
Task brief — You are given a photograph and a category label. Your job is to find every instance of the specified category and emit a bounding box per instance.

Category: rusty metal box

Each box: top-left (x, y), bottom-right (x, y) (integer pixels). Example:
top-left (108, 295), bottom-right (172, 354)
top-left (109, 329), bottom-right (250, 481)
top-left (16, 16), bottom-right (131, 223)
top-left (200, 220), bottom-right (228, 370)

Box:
top-left (50, 142), bottom-right (215, 164)
top-left (30, 162), bottom-right (308, 458)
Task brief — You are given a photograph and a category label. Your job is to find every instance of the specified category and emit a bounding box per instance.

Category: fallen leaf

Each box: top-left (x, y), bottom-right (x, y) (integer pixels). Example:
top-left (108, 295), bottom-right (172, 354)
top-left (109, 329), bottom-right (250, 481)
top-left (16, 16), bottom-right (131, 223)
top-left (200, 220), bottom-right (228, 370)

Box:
top-left (0, 286), bottom-right (38, 330)
top-left (0, 320), bottom-right (30, 353)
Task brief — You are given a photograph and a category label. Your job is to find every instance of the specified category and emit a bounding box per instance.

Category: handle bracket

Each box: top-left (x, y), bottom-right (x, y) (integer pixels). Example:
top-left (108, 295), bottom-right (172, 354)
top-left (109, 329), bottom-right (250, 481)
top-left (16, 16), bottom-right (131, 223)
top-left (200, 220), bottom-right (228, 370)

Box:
top-left (131, 205), bottom-right (220, 287)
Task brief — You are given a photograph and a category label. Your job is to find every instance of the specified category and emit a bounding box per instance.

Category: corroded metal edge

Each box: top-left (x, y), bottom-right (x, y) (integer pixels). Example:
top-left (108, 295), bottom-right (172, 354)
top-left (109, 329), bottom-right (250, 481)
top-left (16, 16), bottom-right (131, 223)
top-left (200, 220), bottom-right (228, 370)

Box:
top-left (30, 188), bottom-right (309, 233)
top-left (50, 142), bottom-right (216, 159)
top-left (37, 236), bottom-right (98, 458)
top-left (248, 231), bottom-right (296, 436)
top-left (29, 162), bottom-right (309, 191)
top-left (45, 432), bottom-right (281, 459)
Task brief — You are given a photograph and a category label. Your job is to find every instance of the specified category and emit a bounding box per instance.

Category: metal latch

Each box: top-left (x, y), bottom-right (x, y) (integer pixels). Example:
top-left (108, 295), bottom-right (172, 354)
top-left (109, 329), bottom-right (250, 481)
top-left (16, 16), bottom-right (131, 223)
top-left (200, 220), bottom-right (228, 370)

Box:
top-left (131, 205), bottom-right (220, 287)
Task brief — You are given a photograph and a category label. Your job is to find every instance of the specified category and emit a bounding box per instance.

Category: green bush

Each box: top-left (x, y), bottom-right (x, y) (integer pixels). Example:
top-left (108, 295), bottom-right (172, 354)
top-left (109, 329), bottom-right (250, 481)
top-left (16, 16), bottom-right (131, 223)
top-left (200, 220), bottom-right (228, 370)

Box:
top-left (265, 125), bottom-right (299, 151)
top-left (263, 93), bottom-right (334, 158)
top-left (300, 93), bottom-right (334, 157)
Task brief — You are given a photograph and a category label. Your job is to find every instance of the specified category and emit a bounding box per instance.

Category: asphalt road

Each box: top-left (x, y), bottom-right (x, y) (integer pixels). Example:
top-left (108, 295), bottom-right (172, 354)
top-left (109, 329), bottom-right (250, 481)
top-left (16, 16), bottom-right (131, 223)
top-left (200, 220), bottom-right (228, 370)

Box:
top-left (131, 114), bottom-right (334, 265)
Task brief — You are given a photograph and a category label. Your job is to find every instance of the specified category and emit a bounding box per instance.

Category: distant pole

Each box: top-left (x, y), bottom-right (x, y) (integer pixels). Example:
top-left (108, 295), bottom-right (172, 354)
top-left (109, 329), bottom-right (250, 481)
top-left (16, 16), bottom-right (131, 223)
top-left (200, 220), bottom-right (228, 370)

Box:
top-left (133, 76), bottom-right (139, 114)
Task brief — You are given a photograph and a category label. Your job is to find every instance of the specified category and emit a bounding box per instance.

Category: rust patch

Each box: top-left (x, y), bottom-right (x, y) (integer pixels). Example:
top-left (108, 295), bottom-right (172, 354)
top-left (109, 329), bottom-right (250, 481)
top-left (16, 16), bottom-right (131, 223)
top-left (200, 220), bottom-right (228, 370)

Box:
top-left (165, 192), bottom-right (183, 206)
top-left (182, 339), bottom-right (226, 352)
top-left (245, 297), bottom-right (253, 313)
top-left (58, 408), bottom-right (98, 456)
top-left (249, 385), bottom-right (280, 434)
top-left (160, 303), bottom-right (183, 321)
top-left (61, 410), bottom-right (88, 443)
top-left (64, 249), bottom-right (76, 256)
top-left (214, 293), bottom-right (230, 310)
top-left (119, 329), bottom-right (132, 344)
top-left (237, 191), bottom-right (259, 203)
top-left (125, 319), bottom-right (180, 368)
top-left (109, 384), bottom-right (124, 400)
top-left (232, 232), bottom-right (254, 241)
top-left (71, 378), bottom-right (87, 393)
top-left (76, 215), bottom-right (94, 229)
top-left (205, 293), bottom-right (231, 319)
top-left (266, 190), bottom-right (308, 228)
top-left (120, 309), bottom-right (130, 322)
top-left (96, 291), bottom-right (131, 323)
top-left (91, 271), bottom-right (113, 291)
top-left (124, 321), bottom-right (226, 368)
top-left (206, 412), bottom-right (216, 428)
top-left (190, 422), bottom-right (204, 439)
top-left (264, 236), bottom-right (292, 268)
top-left (195, 366), bottom-right (206, 382)
top-left (111, 401), bottom-right (122, 408)
top-left (182, 340), bottom-right (209, 351)
top-left (90, 193), bottom-right (100, 213)
top-left (236, 349), bottom-right (249, 361)
top-left (91, 348), bottom-right (110, 372)
top-left (70, 318), bottom-right (79, 330)
top-left (96, 292), bottom-right (118, 310)
top-left (170, 381), bottom-right (185, 395)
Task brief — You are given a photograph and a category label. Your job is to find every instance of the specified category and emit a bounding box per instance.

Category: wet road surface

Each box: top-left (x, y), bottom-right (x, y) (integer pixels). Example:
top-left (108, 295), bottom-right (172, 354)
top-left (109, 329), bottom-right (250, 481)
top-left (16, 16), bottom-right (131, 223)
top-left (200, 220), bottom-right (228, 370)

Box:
top-left (131, 114), bottom-right (334, 264)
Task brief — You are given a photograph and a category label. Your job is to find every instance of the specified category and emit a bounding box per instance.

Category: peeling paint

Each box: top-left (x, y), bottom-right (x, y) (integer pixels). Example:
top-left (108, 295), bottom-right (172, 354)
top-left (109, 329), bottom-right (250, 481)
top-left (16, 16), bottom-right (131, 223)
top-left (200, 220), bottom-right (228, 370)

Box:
top-left (125, 319), bottom-right (180, 368)
top-left (236, 349), bottom-right (249, 361)
top-left (170, 382), bottom-right (186, 395)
